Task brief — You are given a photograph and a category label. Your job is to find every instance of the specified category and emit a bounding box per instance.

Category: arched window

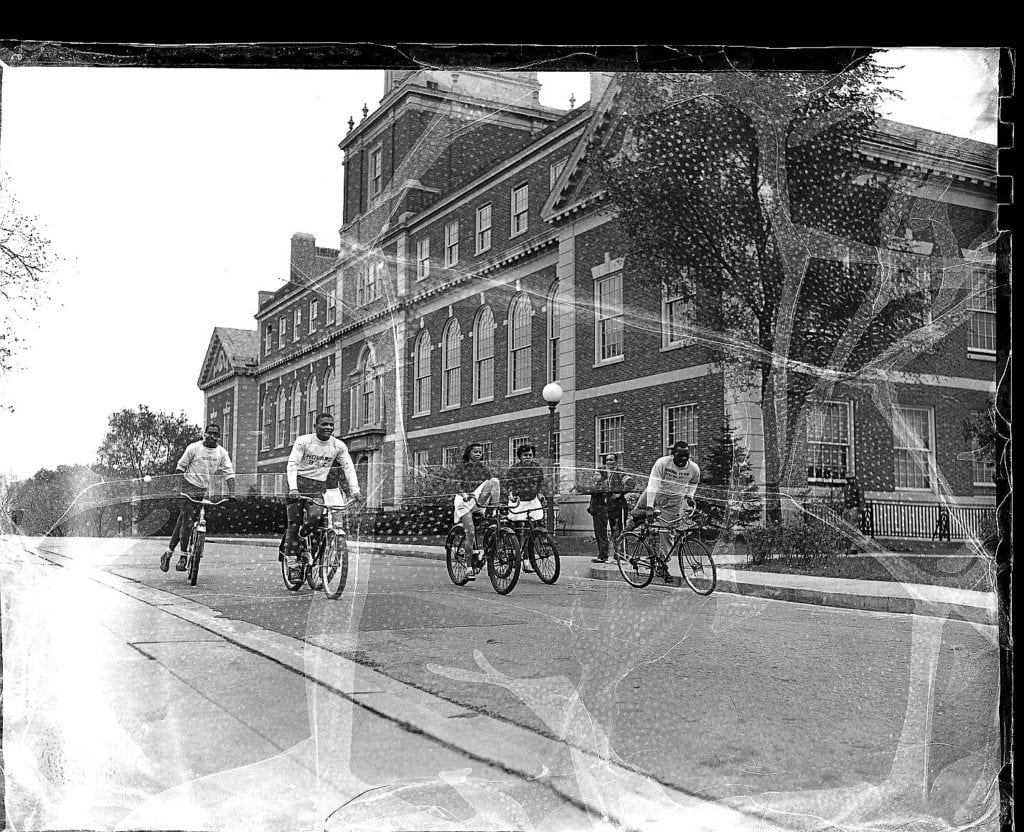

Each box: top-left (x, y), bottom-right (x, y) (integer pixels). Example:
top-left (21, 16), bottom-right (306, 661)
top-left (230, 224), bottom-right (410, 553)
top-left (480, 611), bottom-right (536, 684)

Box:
top-left (276, 387), bottom-right (287, 448)
top-left (323, 367), bottom-right (337, 419)
top-left (473, 306), bottom-right (495, 401)
top-left (260, 390), bottom-right (273, 450)
top-left (305, 374), bottom-right (318, 433)
top-left (442, 318), bottom-right (461, 409)
top-left (507, 293), bottom-right (532, 393)
top-left (413, 329), bottom-right (432, 416)
top-left (350, 346), bottom-right (381, 428)
top-left (290, 380), bottom-right (302, 443)
top-left (547, 281), bottom-right (560, 383)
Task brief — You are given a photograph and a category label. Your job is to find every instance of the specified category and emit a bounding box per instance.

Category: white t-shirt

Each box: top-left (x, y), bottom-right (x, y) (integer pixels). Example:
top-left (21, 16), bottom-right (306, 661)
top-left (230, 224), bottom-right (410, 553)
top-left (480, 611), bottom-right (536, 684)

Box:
top-left (177, 442), bottom-right (235, 490)
top-left (287, 434), bottom-right (360, 494)
top-left (642, 456), bottom-right (700, 510)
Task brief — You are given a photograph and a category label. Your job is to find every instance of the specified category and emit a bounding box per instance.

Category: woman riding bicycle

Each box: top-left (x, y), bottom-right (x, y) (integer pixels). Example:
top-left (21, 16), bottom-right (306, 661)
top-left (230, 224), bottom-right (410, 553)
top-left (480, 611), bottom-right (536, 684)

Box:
top-left (503, 443), bottom-right (546, 573)
top-left (451, 442), bottom-right (500, 581)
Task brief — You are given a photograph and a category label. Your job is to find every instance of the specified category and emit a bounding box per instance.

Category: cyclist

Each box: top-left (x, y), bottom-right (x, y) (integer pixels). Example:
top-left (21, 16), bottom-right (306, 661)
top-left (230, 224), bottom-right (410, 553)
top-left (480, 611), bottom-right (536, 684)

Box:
top-left (633, 440), bottom-right (700, 582)
top-left (503, 444), bottom-right (546, 573)
top-left (280, 413), bottom-right (363, 583)
top-left (452, 442), bottom-right (500, 581)
top-left (160, 423), bottom-right (236, 572)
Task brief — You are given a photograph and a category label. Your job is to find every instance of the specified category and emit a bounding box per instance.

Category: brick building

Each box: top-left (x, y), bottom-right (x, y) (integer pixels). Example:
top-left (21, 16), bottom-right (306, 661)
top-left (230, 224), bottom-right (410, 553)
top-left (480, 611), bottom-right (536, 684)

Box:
top-left (199, 70), bottom-right (997, 537)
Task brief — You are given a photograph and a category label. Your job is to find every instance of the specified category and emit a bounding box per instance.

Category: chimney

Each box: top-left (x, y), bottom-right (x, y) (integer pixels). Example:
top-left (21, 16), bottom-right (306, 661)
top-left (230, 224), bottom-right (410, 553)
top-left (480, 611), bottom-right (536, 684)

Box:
top-left (590, 72), bottom-right (616, 103)
top-left (290, 232), bottom-right (316, 284)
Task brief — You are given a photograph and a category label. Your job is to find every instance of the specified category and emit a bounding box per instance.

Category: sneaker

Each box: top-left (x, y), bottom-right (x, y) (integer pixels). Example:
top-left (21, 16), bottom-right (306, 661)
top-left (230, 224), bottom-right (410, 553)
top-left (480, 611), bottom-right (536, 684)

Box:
top-left (591, 556), bottom-right (609, 564)
top-left (160, 550), bottom-right (173, 572)
top-left (288, 559), bottom-right (306, 583)
top-left (473, 550), bottom-right (485, 569)
top-left (175, 555), bottom-right (188, 572)
top-left (522, 560), bottom-right (535, 574)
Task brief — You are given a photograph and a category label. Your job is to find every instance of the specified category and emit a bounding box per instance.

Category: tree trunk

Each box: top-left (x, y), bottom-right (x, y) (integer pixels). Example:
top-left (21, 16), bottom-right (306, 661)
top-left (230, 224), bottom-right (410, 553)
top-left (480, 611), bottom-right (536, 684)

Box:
top-left (761, 365), bottom-right (784, 527)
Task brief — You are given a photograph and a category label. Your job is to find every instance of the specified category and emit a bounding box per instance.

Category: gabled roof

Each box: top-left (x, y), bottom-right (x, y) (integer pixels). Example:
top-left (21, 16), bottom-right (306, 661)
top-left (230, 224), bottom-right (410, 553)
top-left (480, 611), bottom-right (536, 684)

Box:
top-left (197, 327), bottom-right (259, 389)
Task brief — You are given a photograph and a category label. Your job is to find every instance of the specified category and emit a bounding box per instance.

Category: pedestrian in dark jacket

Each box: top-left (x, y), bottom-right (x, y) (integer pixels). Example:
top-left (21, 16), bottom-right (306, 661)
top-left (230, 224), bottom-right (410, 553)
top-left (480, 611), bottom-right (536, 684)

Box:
top-left (842, 475), bottom-right (865, 554)
top-left (504, 444), bottom-right (546, 573)
top-left (589, 453), bottom-right (635, 563)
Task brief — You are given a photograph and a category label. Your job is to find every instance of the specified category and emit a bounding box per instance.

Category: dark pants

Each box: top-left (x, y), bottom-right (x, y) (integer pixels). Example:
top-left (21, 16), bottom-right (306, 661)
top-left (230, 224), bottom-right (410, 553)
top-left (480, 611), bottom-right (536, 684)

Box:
top-left (593, 500), bottom-right (627, 559)
top-left (168, 482), bottom-right (207, 552)
top-left (281, 476), bottom-right (326, 559)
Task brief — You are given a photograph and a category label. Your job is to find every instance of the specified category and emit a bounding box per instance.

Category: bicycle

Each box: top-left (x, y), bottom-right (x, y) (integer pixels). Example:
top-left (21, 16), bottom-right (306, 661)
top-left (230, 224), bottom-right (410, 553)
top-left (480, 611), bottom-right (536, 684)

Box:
top-left (614, 508), bottom-right (717, 595)
top-left (508, 495), bottom-right (560, 585)
top-left (280, 493), bottom-right (357, 599)
top-left (179, 494), bottom-right (233, 586)
top-left (444, 501), bottom-right (523, 595)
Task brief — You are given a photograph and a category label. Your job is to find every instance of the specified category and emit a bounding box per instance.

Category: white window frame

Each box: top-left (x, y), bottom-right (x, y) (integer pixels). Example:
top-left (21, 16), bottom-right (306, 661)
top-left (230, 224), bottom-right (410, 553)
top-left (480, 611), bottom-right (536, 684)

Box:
top-left (369, 145), bottom-right (383, 198)
top-left (305, 375), bottom-right (318, 434)
top-left (222, 400), bottom-right (232, 456)
top-left (416, 237), bottom-right (431, 280)
top-left (413, 329), bottom-right (432, 416)
top-left (663, 403), bottom-right (699, 461)
top-left (476, 203), bottom-right (492, 254)
top-left (968, 266), bottom-right (996, 354)
top-left (261, 391), bottom-right (273, 450)
top-left (510, 183), bottom-right (529, 237)
top-left (478, 441), bottom-right (493, 464)
top-left (309, 298), bottom-right (319, 334)
top-left (549, 158), bottom-right (567, 191)
top-left (442, 446), bottom-right (460, 467)
top-left (293, 307), bottom-right (302, 342)
top-left (596, 414), bottom-right (625, 467)
top-left (278, 316), bottom-right (287, 350)
top-left (412, 449), bottom-right (430, 478)
top-left (595, 272), bottom-right (624, 365)
top-left (969, 409), bottom-right (996, 487)
top-left (894, 406), bottom-right (935, 491)
top-left (323, 368), bottom-right (336, 419)
top-left (473, 306), bottom-right (495, 402)
top-left (507, 294), bottom-right (532, 394)
top-left (444, 220), bottom-right (460, 268)
top-left (509, 436), bottom-right (531, 465)
top-left (289, 381), bottom-right (302, 442)
top-left (441, 318), bottom-right (461, 410)
top-left (276, 387), bottom-right (287, 448)
top-left (806, 400), bottom-right (853, 483)
top-left (326, 281), bottom-right (338, 325)
top-left (264, 324), bottom-right (273, 356)
top-left (662, 269), bottom-right (695, 349)
top-left (547, 282), bottom-right (560, 384)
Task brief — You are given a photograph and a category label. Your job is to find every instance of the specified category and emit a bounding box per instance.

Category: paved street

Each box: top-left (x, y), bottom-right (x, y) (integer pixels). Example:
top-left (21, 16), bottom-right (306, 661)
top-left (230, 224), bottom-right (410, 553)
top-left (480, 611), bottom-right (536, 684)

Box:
top-left (1, 534), bottom-right (1002, 831)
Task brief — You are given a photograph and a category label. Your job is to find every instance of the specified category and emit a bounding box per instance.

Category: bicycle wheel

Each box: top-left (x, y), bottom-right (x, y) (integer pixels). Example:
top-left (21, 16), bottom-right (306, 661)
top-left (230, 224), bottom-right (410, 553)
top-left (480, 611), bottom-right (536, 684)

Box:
top-left (306, 532), bottom-right (325, 591)
top-left (677, 537), bottom-right (717, 595)
top-left (616, 531), bottom-right (654, 588)
top-left (445, 526), bottom-right (470, 586)
top-left (280, 543), bottom-right (305, 592)
top-left (487, 528), bottom-right (522, 595)
top-left (528, 530), bottom-right (560, 585)
top-left (320, 530), bottom-right (349, 599)
top-left (188, 530), bottom-right (205, 586)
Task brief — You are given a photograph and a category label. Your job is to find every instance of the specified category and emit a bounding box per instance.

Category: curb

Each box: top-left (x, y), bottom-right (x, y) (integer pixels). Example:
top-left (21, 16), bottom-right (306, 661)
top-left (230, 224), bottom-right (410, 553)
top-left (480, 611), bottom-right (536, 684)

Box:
top-left (587, 565), bottom-right (996, 625)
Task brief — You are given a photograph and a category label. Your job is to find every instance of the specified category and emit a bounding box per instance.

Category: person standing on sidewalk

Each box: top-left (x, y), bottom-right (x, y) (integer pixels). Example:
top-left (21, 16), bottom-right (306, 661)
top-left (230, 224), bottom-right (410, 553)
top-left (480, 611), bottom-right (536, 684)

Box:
top-left (160, 424), bottom-right (236, 572)
top-left (590, 454), bottom-right (634, 563)
top-left (842, 475), bottom-right (865, 555)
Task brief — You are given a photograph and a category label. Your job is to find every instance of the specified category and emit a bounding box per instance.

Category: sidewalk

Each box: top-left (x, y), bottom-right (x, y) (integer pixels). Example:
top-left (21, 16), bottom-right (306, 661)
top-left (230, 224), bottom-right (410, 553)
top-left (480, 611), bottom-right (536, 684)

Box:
top-left (208, 535), bottom-right (998, 626)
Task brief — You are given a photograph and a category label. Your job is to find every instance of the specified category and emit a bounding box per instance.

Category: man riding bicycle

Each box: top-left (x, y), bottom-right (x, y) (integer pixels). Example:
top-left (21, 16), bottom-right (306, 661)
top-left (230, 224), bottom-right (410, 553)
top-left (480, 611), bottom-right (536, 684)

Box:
top-left (161, 423), bottom-right (236, 572)
top-left (280, 413), bottom-right (363, 583)
top-left (632, 440), bottom-right (700, 582)
top-left (503, 443), bottom-right (546, 574)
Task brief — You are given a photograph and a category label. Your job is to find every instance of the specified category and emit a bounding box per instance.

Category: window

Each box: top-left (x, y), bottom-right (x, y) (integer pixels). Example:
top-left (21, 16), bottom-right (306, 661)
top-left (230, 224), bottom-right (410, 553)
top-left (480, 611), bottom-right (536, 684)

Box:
top-left (289, 382), bottom-right (302, 443)
top-left (473, 306), bottom-right (495, 401)
top-left (597, 415), bottom-right (624, 464)
top-left (970, 410), bottom-right (996, 486)
top-left (305, 375), bottom-right (318, 434)
top-left (309, 299), bottom-right (319, 334)
top-left (550, 158), bottom-right (568, 191)
top-left (550, 430), bottom-right (560, 476)
top-left (358, 261), bottom-right (384, 306)
top-left (894, 406), bottom-right (934, 490)
top-left (264, 324), bottom-right (273, 356)
top-left (293, 308), bottom-right (302, 342)
top-left (416, 238), bottom-right (431, 280)
top-left (442, 319), bottom-right (461, 408)
top-left (663, 269), bottom-right (695, 347)
top-left (350, 348), bottom-right (380, 428)
top-left (478, 441), bottom-right (493, 463)
top-left (595, 272), bottom-right (624, 362)
top-left (222, 401), bottom-right (232, 455)
top-left (807, 401), bottom-right (852, 482)
top-left (476, 204), bottom-right (492, 254)
top-left (443, 446), bottom-right (460, 467)
top-left (369, 147), bottom-right (382, 197)
top-left (323, 368), bottom-right (336, 418)
top-left (895, 263), bottom-right (933, 328)
top-left (511, 183), bottom-right (529, 236)
top-left (413, 330), bottom-right (432, 416)
top-left (968, 266), bottom-right (996, 353)
top-left (664, 404), bottom-right (698, 460)
top-left (279, 317), bottom-right (287, 350)
top-left (326, 281), bottom-right (337, 325)
top-left (412, 449), bottom-right (430, 478)
top-left (508, 294), bottom-right (532, 393)
top-left (445, 220), bottom-right (459, 268)
top-left (547, 282), bottom-right (561, 383)
top-left (509, 436), bottom-right (530, 464)
top-left (260, 392), bottom-right (272, 450)
top-left (276, 387), bottom-right (287, 448)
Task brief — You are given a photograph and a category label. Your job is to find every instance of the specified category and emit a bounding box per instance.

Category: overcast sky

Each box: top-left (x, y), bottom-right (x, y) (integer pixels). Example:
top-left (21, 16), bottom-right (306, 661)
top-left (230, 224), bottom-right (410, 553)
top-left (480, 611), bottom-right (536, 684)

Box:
top-left (0, 48), bottom-right (1000, 480)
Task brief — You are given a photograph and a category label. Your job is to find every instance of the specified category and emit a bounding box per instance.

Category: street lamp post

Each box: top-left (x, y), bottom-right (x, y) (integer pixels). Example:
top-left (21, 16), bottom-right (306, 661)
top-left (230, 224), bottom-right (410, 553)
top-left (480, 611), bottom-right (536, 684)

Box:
top-left (542, 382), bottom-right (563, 534)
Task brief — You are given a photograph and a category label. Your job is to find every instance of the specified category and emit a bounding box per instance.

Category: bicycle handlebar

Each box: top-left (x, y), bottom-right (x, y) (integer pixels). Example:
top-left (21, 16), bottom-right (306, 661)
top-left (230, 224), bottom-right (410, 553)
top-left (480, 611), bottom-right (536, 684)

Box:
top-left (297, 494), bottom-right (364, 508)
top-left (181, 495), bottom-right (234, 506)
